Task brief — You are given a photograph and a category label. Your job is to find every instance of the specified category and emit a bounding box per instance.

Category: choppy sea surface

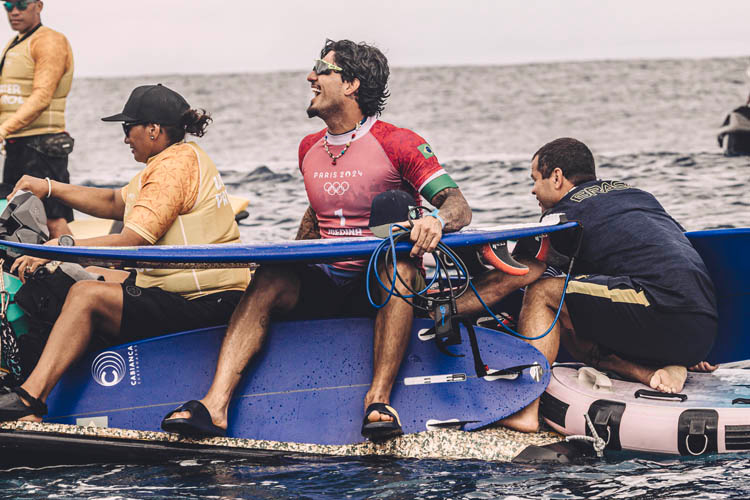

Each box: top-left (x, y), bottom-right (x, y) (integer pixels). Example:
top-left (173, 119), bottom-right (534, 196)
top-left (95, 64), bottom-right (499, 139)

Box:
top-left (2, 454), bottom-right (750, 499)
top-left (67, 56), bottom-right (750, 238)
top-left (2, 57), bottom-right (749, 498)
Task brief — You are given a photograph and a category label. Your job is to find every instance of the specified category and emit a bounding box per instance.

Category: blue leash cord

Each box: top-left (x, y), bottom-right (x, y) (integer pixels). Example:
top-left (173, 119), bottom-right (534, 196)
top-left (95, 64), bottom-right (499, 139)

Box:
top-left (422, 241), bottom-right (572, 341)
top-left (467, 269), bottom-right (572, 341)
top-left (366, 223), bottom-right (438, 309)
top-left (365, 223), bottom-right (575, 341)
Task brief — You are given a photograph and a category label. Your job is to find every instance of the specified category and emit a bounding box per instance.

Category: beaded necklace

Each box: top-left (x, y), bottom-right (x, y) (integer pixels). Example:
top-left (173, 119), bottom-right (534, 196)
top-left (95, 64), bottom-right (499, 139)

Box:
top-left (323, 118), bottom-right (364, 165)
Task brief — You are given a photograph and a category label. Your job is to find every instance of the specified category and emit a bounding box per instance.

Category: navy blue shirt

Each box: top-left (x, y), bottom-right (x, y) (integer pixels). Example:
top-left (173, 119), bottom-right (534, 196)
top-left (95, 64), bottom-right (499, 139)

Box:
top-left (543, 180), bottom-right (717, 317)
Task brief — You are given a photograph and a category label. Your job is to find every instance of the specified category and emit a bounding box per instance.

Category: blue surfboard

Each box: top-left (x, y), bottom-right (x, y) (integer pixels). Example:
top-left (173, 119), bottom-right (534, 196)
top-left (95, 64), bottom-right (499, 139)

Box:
top-left (686, 228), bottom-right (750, 364)
top-left (43, 318), bottom-right (549, 445)
top-left (0, 221), bottom-right (578, 268)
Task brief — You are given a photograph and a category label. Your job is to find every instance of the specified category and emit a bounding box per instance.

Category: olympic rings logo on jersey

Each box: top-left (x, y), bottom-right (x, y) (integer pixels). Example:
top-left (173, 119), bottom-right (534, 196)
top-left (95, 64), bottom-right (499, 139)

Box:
top-left (323, 182), bottom-right (350, 196)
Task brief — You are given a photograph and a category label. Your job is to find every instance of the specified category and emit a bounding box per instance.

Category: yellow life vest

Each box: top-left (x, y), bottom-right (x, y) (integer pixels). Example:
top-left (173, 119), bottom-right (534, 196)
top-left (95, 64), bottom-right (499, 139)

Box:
top-left (124, 142), bottom-right (251, 299)
top-left (0, 26), bottom-right (73, 138)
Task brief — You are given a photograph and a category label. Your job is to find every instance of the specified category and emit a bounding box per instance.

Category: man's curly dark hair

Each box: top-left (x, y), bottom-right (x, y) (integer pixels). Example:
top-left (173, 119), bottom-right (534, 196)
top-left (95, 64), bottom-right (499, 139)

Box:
top-left (320, 39), bottom-right (390, 117)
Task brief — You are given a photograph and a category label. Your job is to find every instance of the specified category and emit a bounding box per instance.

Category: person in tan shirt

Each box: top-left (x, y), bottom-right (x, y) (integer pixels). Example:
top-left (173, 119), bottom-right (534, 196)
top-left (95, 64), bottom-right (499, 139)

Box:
top-left (0, 84), bottom-right (250, 422)
top-left (0, 0), bottom-right (74, 237)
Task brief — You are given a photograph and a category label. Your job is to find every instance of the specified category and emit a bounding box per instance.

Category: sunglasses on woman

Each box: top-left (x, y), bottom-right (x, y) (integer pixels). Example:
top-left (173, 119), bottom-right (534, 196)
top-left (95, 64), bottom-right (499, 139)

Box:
top-left (3, 0), bottom-right (38, 12)
top-left (312, 59), bottom-right (343, 76)
top-left (122, 122), bottom-right (145, 137)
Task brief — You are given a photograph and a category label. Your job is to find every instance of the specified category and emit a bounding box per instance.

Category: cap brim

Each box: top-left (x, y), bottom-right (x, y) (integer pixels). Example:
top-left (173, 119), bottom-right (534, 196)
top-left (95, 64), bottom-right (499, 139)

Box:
top-left (101, 113), bottom-right (137, 122)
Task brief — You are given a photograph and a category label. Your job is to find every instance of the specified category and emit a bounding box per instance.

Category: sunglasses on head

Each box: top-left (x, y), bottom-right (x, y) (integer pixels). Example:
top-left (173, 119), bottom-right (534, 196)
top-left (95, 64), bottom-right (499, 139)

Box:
top-left (312, 59), bottom-right (342, 76)
top-left (122, 121), bottom-right (145, 137)
top-left (3, 0), bottom-right (37, 12)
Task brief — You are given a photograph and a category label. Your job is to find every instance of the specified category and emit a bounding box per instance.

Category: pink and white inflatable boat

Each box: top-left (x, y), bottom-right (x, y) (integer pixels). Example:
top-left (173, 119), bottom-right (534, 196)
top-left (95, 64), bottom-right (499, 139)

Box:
top-left (541, 363), bottom-right (750, 456)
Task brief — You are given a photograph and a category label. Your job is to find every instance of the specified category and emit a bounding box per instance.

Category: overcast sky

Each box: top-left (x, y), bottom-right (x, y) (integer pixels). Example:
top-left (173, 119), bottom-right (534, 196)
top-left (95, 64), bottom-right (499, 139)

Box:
top-left (4, 0), bottom-right (749, 77)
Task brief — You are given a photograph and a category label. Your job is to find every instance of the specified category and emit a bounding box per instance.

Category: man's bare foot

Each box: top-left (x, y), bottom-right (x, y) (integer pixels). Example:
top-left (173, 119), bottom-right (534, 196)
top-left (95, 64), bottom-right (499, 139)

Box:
top-left (366, 409), bottom-right (395, 423)
top-left (649, 365), bottom-right (687, 393)
top-left (364, 402), bottom-right (395, 424)
top-left (19, 414), bottom-right (42, 423)
top-left (689, 361), bottom-right (718, 372)
top-left (497, 401), bottom-right (540, 433)
top-left (361, 403), bottom-right (402, 441)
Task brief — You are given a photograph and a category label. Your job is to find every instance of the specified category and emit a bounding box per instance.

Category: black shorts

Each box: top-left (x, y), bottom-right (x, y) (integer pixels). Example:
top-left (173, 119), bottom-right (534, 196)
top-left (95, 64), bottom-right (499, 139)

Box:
top-left (3, 133), bottom-right (74, 222)
top-left (564, 274), bottom-right (717, 366)
top-left (93, 283), bottom-right (243, 348)
top-left (278, 264), bottom-right (377, 320)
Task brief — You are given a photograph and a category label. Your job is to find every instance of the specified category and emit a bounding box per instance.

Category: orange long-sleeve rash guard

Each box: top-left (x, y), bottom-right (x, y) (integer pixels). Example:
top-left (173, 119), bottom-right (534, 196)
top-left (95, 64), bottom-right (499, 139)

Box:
top-left (0, 27), bottom-right (73, 139)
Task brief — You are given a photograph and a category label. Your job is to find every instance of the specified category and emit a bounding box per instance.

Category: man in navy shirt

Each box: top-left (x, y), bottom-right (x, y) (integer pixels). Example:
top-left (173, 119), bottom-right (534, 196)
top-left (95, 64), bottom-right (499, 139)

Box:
top-left (457, 137), bottom-right (717, 432)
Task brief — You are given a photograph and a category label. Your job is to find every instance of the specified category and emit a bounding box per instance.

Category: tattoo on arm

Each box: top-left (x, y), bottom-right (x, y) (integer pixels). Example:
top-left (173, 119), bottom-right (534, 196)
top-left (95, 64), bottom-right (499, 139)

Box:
top-left (429, 187), bottom-right (472, 232)
top-left (295, 205), bottom-right (321, 240)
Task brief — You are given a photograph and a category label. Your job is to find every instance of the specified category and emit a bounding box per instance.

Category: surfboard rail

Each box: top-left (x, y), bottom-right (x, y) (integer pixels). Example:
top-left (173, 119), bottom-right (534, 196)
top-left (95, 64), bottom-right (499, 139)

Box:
top-left (0, 220), bottom-right (579, 269)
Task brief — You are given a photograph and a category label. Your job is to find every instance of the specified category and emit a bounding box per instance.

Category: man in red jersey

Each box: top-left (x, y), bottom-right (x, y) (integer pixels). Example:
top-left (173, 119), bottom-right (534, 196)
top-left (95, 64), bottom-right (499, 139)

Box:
top-left (162, 39), bottom-right (472, 441)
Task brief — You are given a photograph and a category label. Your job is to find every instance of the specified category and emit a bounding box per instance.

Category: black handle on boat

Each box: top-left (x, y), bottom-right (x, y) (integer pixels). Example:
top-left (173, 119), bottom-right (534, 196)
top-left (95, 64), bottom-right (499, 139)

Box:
top-left (634, 389), bottom-right (687, 402)
top-left (732, 398), bottom-right (750, 405)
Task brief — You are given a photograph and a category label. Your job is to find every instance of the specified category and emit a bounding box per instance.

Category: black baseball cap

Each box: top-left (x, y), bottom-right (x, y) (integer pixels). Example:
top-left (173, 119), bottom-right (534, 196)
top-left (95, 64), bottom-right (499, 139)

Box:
top-left (369, 190), bottom-right (417, 238)
top-left (101, 84), bottom-right (190, 125)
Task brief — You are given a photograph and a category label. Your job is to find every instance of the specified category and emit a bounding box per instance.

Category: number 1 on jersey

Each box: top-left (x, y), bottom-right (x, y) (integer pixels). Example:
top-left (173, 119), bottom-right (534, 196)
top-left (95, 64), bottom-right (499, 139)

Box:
top-left (334, 208), bottom-right (346, 227)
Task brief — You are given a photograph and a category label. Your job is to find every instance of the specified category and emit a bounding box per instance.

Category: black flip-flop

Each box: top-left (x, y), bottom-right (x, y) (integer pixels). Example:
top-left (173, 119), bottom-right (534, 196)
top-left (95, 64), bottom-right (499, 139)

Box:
top-left (161, 400), bottom-right (226, 438)
top-left (361, 402), bottom-right (403, 441)
top-left (0, 386), bottom-right (47, 421)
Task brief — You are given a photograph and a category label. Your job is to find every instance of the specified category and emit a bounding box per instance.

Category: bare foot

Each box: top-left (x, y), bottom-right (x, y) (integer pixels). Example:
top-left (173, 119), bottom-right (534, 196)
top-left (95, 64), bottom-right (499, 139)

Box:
top-left (649, 365), bottom-right (687, 393)
top-left (364, 401), bottom-right (396, 424)
top-left (689, 361), bottom-right (718, 372)
top-left (366, 410), bottom-right (394, 423)
top-left (497, 401), bottom-right (540, 433)
top-left (19, 414), bottom-right (42, 423)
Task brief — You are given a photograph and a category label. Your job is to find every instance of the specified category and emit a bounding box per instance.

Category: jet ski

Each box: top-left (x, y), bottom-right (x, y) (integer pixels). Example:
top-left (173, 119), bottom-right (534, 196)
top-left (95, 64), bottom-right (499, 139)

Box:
top-left (717, 105), bottom-right (750, 156)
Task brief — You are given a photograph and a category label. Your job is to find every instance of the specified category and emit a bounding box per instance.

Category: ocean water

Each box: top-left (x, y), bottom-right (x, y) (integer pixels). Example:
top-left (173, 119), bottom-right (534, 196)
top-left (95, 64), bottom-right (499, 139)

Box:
top-left (2, 454), bottom-right (750, 498)
top-left (66, 56), bottom-right (750, 239)
top-left (2, 56), bottom-right (749, 498)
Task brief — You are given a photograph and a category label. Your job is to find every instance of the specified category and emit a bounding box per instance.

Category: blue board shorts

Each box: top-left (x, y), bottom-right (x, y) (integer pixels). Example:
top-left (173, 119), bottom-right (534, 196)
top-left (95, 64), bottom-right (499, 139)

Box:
top-left (563, 274), bottom-right (717, 367)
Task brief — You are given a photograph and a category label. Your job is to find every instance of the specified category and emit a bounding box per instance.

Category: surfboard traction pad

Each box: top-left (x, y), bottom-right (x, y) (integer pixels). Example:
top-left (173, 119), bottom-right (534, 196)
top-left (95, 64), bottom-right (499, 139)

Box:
top-left (0, 420), bottom-right (564, 465)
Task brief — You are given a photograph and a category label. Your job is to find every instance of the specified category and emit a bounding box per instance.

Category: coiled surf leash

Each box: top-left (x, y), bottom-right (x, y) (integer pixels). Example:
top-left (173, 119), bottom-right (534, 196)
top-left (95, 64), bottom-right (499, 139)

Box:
top-left (366, 223), bottom-right (471, 313)
top-left (366, 215), bottom-right (583, 343)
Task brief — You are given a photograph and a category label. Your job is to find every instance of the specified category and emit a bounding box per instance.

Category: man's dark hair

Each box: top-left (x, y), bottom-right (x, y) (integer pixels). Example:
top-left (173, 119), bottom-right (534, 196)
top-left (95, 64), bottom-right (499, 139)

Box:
top-left (532, 137), bottom-right (596, 185)
top-left (321, 39), bottom-right (390, 117)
